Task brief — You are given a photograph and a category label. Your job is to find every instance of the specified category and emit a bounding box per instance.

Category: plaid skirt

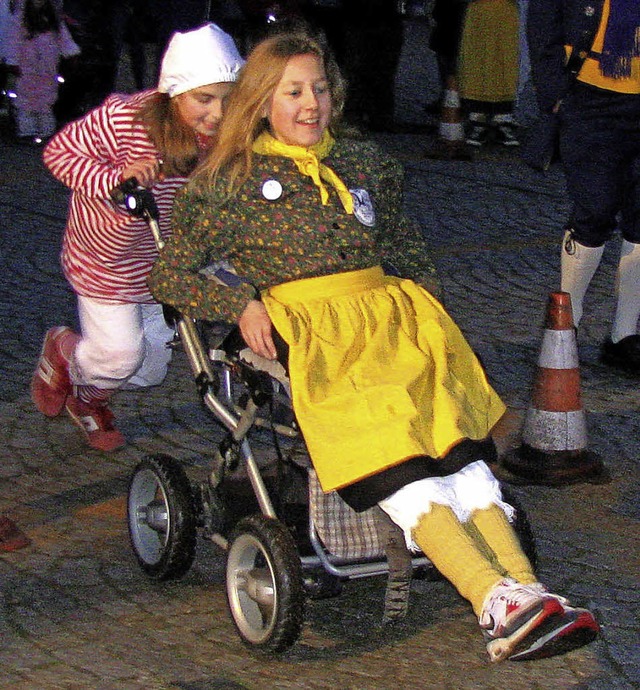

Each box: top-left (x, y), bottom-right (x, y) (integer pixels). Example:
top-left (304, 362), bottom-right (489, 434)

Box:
top-left (263, 266), bottom-right (506, 493)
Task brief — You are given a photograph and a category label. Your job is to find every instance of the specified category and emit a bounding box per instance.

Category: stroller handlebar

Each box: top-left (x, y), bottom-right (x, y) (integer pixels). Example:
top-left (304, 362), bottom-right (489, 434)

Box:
top-left (110, 177), bottom-right (164, 250)
top-left (110, 177), bottom-right (160, 222)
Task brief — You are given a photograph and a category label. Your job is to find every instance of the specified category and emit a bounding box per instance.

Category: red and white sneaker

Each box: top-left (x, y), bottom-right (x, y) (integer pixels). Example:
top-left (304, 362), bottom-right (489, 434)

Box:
top-left (508, 605), bottom-right (600, 661)
top-left (31, 327), bottom-right (79, 417)
top-left (480, 579), bottom-right (565, 662)
top-left (508, 582), bottom-right (600, 661)
top-left (65, 394), bottom-right (126, 452)
top-left (480, 579), bottom-right (599, 662)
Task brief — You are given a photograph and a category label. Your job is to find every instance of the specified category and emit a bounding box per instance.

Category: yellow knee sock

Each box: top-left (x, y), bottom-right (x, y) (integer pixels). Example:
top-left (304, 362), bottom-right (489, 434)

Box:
top-left (470, 504), bottom-right (537, 585)
top-left (411, 503), bottom-right (504, 616)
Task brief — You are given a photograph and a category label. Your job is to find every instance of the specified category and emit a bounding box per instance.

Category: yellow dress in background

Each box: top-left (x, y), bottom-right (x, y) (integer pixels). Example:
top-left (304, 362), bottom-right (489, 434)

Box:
top-left (458, 0), bottom-right (520, 103)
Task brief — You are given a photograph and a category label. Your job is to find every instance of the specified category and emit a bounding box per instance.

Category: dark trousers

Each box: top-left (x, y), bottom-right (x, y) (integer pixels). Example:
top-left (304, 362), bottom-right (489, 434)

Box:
top-left (430, 0), bottom-right (467, 82)
top-left (559, 83), bottom-right (640, 247)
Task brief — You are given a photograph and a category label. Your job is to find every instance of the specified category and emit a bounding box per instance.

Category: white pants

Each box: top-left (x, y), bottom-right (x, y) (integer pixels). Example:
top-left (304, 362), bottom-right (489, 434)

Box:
top-left (71, 297), bottom-right (174, 390)
top-left (378, 460), bottom-right (515, 551)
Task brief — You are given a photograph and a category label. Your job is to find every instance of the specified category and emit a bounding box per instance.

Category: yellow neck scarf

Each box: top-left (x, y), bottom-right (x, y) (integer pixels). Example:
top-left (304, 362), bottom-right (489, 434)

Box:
top-left (253, 130), bottom-right (354, 214)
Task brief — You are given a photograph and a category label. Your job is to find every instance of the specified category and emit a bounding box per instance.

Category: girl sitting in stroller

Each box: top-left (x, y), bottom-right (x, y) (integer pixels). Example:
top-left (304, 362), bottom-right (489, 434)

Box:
top-left (148, 30), bottom-right (599, 663)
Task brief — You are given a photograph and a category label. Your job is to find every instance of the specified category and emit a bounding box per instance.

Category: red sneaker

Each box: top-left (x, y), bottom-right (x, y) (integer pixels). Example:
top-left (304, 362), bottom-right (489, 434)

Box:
top-left (481, 579), bottom-right (599, 662)
top-left (31, 327), bottom-right (78, 417)
top-left (508, 606), bottom-right (600, 661)
top-left (481, 579), bottom-right (565, 662)
top-left (65, 394), bottom-right (126, 452)
top-left (507, 582), bottom-right (600, 661)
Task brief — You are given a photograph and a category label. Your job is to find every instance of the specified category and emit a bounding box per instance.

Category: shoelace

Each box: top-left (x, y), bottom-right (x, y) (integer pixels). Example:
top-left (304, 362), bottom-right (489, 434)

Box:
top-left (522, 582), bottom-right (570, 607)
top-left (480, 580), bottom-right (541, 633)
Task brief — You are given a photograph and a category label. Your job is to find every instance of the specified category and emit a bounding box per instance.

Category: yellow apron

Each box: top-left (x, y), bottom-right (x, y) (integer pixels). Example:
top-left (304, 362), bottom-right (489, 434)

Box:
top-left (262, 267), bottom-right (506, 492)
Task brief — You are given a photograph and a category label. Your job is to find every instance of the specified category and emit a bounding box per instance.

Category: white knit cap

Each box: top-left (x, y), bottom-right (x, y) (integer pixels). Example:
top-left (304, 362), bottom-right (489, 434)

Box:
top-left (158, 23), bottom-right (244, 98)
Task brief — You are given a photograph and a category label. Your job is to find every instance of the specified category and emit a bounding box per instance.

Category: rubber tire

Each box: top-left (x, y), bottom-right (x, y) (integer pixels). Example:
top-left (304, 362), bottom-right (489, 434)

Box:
top-left (127, 454), bottom-right (197, 581)
top-left (226, 514), bottom-right (305, 654)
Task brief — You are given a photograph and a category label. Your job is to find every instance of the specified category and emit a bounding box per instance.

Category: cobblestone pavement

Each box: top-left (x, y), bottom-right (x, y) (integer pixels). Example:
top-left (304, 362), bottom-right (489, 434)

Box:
top-left (1, 19), bottom-right (639, 690)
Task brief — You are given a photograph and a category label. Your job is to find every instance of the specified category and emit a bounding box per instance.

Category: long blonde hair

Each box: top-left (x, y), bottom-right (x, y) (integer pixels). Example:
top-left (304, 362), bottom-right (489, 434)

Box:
top-left (191, 31), bottom-right (346, 195)
top-left (136, 93), bottom-right (201, 177)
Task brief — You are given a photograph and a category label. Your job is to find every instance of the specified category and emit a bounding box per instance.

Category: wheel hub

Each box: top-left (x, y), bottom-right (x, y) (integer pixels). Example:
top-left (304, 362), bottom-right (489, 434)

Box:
top-left (138, 500), bottom-right (169, 532)
top-left (237, 568), bottom-right (275, 608)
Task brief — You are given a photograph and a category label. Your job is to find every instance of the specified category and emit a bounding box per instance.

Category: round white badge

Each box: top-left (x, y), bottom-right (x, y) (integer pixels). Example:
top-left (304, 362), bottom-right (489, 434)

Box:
top-left (262, 179), bottom-right (283, 201)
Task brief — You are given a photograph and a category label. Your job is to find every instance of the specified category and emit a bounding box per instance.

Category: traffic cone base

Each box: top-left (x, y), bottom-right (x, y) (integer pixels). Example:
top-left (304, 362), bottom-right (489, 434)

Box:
top-left (439, 121), bottom-right (465, 142)
top-left (521, 409), bottom-right (587, 451)
top-left (498, 445), bottom-right (610, 486)
top-left (425, 138), bottom-right (473, 161)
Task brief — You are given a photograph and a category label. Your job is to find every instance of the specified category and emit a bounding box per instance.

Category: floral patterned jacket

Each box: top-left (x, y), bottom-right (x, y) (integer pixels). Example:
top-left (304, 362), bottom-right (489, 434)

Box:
top-left (149, 137), bottom-right (440, 323)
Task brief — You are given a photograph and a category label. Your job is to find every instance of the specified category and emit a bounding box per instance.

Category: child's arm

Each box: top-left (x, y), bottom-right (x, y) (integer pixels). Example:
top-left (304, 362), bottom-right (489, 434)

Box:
top-left (42, 96), bottom-right (151, 199)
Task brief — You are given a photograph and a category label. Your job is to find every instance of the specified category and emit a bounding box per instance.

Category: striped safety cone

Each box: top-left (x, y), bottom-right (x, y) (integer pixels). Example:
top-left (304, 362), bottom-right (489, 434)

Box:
top-left (498, 291), bottom-right (608, 485)
top-left (424, 76), bottom-right (472, 161)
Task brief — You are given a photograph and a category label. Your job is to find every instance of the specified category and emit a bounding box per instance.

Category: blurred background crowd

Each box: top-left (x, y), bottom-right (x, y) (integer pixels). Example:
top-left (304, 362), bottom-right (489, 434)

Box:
top-left (0, 0), bottom-right (534, 143)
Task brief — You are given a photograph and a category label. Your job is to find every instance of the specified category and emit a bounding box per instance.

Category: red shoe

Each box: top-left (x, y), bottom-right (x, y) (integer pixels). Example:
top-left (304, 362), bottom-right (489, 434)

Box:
top-left (507, 582), bottom-right (600, 661)
top-left (481, 579), bottom-right (565, 662)
top-left (508, 606), bottom-right (600, 661)
top-left (65, 394), bottom-right (126, 452)
top-left (31, 327), bottom-right (78, 417)
top-left (481, 579), bottom-right (599, 662)
top-left (0, 516), bottom-right (31, 552)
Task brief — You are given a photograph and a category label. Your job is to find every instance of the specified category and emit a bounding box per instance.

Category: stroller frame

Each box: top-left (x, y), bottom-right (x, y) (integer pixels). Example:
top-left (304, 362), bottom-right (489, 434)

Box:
top-left (118, 180), bottom-right (536, 654)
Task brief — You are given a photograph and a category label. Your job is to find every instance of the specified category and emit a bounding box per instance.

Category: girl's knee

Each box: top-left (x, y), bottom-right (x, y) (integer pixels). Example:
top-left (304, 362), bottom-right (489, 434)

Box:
top-left (77, 343), bottom-right (145, 384)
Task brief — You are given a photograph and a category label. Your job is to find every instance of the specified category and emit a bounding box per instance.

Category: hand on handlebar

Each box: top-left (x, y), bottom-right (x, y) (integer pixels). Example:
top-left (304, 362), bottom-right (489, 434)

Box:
top-left (122, 157), bottom-right (164, 188)
top-left (110, 177), bottom-right (160, 221)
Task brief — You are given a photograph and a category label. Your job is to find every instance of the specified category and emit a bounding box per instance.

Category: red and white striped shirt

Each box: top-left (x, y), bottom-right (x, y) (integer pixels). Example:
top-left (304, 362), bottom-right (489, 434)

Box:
top-left (43, 90), bottom-right (186, 302)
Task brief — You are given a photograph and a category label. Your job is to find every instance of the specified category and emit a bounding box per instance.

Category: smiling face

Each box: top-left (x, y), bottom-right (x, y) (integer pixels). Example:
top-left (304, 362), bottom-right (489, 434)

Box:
top-left (265, 53), bottom-right (332, 148)
top-left (173, 82), bottom-right (235, 137)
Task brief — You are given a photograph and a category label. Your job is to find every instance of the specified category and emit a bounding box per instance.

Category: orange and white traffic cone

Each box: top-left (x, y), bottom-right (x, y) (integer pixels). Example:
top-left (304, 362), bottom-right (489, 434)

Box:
top-left (424, 75), bottom-right (472, 161)
top-left (498, 292), bottom-right (608, 485)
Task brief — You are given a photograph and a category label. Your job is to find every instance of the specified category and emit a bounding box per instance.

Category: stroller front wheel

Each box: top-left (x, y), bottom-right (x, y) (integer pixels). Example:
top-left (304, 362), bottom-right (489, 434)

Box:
top-left (127, 454), bottom-right (197, 580)
top-left (226, 514), bottom-right (304, 654)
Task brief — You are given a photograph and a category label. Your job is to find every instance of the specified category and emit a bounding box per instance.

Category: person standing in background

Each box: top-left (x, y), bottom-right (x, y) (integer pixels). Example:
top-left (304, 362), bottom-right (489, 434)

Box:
top-left (340, 0), bottom-right (404, 131)
top-left (458, 0), bottom-right (520, 147)
top-left (5, 0), bottom-right (80, 142)
top-left (108, 0), bottom-right (152, 92)
top-left (0, 0), bottom-right (17, 115)
top-left (427, 0), bottom-right (469, 112)
top-left (528, 0), bottom-right (640, 373)
top-left (514, 0), bottom-right (536, 124)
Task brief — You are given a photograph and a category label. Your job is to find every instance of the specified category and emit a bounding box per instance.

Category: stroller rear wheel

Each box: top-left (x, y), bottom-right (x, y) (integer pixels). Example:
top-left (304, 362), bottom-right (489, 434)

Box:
top-left (127, 454), bottom-right (197, 580)
top-left (226, 514), bottom-right (304, 654)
